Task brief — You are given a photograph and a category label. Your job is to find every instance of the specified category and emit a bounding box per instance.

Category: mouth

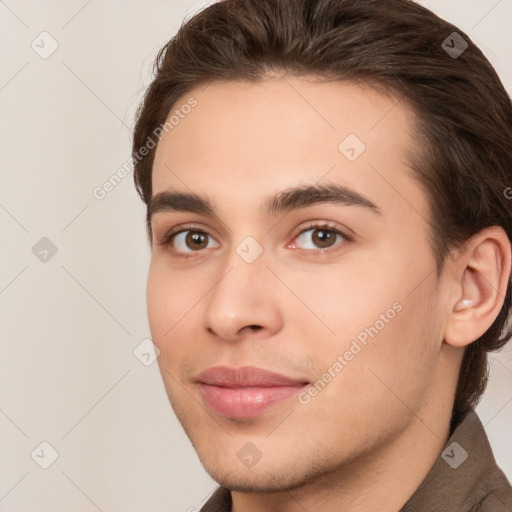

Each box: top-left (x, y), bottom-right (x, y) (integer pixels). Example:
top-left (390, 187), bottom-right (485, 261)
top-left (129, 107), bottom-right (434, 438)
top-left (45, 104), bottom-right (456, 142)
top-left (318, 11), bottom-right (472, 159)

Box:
top-left (196, 366), bottom-right (310, 418)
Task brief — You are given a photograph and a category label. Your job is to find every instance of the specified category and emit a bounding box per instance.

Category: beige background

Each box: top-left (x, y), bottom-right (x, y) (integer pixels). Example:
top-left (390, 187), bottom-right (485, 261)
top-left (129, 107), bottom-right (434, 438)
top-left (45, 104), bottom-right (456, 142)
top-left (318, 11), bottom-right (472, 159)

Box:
top-left (0, 0), bottom-right (511, 510)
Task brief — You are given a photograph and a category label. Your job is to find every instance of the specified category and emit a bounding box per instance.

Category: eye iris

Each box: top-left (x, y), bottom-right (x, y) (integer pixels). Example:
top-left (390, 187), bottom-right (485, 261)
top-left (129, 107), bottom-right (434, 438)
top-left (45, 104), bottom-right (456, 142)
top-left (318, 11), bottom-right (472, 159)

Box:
top-left (186, 231), bottom-right (208, 250)
top-left (312, 229), bottom-right (336, 248)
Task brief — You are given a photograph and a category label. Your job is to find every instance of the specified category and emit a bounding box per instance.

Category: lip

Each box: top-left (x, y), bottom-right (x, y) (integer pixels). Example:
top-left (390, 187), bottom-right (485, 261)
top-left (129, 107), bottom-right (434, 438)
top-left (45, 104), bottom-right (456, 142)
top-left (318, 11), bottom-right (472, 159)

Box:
top-left (196, 366), bottom-right (309, 418)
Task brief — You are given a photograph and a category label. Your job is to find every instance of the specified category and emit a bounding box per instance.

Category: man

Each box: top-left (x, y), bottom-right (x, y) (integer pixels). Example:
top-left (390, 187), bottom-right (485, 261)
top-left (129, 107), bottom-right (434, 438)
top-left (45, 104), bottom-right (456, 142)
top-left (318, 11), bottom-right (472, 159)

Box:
top-left (131, 0), bottom-right (512, 510)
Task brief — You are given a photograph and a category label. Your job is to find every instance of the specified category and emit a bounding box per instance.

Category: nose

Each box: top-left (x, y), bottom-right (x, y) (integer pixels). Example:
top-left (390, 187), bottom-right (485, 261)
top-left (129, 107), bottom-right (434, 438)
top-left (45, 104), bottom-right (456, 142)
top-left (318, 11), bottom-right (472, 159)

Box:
top-left (202, 252), bottom-right (284, 342)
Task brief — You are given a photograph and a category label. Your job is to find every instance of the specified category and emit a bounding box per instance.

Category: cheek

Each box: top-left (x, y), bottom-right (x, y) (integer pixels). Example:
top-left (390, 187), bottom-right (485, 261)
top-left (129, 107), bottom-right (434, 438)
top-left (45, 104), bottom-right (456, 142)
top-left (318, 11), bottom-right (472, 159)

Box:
top-left (146, 262), bottom-right (169, 341)
top-left (146, 260), bottom-right (213, 375)
top-left (147, 269), bottom-right (185, 391)
top-left (352, 283), bottom-right (441, 409)
top-left (290, 255), bottom-right (440, 388)
top-left (313, 299), bottom-right (440, 439)
top-left (283, 262), bottom-right (401, 345)
top-left (146, 262), bottom-right (191, 351)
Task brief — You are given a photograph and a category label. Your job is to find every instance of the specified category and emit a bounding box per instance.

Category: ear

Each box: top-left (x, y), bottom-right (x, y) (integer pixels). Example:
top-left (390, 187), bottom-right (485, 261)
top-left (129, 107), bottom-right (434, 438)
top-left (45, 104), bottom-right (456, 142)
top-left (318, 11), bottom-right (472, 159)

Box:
top-left (444, 226), bottom-right (511, 348)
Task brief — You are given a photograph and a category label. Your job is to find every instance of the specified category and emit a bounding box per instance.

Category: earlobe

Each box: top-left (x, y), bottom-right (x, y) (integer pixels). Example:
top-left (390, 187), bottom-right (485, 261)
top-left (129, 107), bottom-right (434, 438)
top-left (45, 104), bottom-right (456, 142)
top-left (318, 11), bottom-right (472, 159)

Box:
top-left (444, 227), bottom-right (511, 348)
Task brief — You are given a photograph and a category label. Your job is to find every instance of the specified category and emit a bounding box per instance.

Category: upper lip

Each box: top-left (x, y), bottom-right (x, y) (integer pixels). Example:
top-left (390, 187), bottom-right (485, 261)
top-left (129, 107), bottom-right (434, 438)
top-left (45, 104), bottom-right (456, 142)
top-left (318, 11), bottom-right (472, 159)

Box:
top-left (197, 366), bottom-right (309, 388)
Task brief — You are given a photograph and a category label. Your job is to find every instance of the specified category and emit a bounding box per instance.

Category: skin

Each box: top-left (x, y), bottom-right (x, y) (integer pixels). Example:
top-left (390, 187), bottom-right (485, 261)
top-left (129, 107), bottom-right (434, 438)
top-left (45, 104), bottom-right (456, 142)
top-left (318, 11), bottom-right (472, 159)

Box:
top-left (146, 77), bottom-right (511, 511)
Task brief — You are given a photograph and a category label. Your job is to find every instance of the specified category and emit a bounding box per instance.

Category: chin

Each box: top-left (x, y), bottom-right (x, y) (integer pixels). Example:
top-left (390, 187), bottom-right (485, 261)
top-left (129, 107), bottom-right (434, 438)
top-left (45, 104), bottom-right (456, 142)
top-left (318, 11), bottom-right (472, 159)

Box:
top-left (204, 466), bottom-right (302, 493)
top-left (199, 450), bottom-right (336, 495)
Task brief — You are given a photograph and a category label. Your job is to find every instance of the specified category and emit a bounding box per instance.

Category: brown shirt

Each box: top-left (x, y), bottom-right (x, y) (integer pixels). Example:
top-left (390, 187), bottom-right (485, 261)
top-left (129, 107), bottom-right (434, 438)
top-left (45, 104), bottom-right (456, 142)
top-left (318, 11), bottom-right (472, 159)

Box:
top-left (199, 406), bottom-right (512, 511)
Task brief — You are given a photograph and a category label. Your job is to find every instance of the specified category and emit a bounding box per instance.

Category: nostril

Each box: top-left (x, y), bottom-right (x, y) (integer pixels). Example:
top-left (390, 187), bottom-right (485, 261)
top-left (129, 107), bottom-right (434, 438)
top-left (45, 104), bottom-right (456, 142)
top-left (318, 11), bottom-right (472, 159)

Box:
top-left (249, 325), bottom-right (262, 331)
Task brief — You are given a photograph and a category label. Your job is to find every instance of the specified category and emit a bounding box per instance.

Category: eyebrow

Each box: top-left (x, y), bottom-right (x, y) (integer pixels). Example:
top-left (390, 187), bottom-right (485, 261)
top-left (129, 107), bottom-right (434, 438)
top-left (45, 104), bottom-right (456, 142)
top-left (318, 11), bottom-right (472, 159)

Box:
top-left (147, 183), bottom-right (381, 227)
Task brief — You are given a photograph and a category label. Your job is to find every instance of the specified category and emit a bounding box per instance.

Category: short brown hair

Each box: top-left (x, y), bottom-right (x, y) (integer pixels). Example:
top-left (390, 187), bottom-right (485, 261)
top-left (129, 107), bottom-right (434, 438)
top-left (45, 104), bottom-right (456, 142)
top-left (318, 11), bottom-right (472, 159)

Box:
top-left (132, 0), bottom-right (512, 410)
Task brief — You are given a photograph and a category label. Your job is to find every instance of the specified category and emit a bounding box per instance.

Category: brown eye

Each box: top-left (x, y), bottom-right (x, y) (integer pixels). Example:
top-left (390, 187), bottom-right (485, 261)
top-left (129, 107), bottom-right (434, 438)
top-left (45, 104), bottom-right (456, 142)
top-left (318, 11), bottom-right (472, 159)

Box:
top-left (293, 226), bottom-right (347, 251)
top-left (311, 229), bottom-right (337, 248)
top-left (185, 231), bottom-right (208, 250)
top-left (171, 230), bottom-right (219, 253)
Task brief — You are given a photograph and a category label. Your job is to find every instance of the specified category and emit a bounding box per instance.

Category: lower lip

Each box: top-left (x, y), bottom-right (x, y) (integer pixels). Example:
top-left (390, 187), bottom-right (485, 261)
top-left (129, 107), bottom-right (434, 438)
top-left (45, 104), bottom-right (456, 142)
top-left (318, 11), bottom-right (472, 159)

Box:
top-left (199, 383), bottom-right (307, 418)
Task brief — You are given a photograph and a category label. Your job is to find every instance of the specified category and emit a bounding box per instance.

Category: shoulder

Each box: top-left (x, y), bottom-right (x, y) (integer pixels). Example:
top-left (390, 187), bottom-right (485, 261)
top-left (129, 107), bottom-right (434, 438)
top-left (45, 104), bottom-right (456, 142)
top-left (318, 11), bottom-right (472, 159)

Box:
top-left (402, 406), bottom-right (512, 512)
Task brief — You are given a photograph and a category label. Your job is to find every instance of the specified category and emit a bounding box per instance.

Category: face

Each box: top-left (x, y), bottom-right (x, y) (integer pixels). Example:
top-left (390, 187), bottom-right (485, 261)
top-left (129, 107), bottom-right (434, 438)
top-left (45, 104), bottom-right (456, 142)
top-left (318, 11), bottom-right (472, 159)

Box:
top-left (147, 77), bottom-right (451, 492)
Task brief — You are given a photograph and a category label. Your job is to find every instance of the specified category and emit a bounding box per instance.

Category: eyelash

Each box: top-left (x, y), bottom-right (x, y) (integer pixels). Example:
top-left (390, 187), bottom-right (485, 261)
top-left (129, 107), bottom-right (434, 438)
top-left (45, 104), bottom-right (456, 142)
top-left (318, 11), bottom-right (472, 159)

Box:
top-left (157, 221), bottom-right (352, 259)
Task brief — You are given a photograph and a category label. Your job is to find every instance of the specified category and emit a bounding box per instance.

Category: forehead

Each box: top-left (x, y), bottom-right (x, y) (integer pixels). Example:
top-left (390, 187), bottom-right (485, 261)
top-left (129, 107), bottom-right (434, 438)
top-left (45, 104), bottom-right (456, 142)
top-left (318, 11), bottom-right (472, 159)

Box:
top-left (151, 77), bottom-right (428, 223)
